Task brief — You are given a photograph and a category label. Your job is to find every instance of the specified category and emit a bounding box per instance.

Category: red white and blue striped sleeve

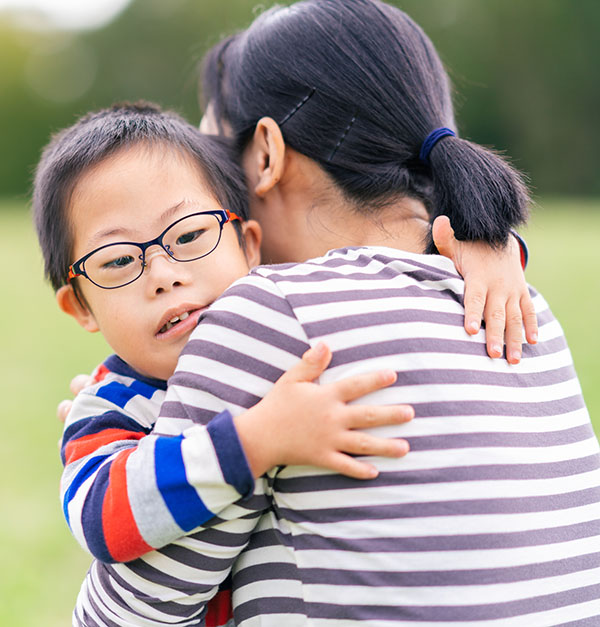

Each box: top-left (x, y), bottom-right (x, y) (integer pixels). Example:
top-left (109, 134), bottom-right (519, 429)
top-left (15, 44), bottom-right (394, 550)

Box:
top-left (59, 358), bottom-right (254, 563)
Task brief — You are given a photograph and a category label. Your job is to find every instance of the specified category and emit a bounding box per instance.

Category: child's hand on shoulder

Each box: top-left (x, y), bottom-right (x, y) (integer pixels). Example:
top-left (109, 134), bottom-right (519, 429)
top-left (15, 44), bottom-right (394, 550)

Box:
top-left (433, 215), bottom-right (538, 364)
top-left (234, 342), bottom-right (413, 480)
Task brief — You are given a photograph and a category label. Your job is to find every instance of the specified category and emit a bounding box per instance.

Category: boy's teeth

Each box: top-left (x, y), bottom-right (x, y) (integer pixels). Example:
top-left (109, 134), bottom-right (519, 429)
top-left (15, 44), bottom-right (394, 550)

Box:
top-left (162, 311), bottom-right (191, 333)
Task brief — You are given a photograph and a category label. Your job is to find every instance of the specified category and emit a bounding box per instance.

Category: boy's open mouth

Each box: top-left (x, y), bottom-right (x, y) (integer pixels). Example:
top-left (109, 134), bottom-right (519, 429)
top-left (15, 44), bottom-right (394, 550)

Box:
top-left (160, 311), bottom-right (189, 334)
top-left (156, 306), bottom-right (206, 339)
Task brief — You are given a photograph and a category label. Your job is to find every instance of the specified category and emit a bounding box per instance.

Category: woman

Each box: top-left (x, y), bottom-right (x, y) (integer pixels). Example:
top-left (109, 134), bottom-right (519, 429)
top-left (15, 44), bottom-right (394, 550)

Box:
top-left (73, 1), bottom-right (600, 625)
top-left (166, 1), bottom-right (595, 624)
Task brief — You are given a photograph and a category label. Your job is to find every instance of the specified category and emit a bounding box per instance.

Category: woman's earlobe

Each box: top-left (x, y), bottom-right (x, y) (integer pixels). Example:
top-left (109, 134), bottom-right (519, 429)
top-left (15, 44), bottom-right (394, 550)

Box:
top-left (56, 284), bottom-right (99, 333)
top-left (252, 117), bottom-right (286, 197)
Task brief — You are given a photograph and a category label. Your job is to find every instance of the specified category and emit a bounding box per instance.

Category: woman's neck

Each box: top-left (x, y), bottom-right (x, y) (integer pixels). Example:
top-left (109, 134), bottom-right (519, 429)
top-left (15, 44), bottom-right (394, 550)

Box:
top-left (259, 148), bottom-right (432, 262)
top-left (343, 198), bottom-right (430, 253)
top-left (305, 195), bottom-right (431, 256)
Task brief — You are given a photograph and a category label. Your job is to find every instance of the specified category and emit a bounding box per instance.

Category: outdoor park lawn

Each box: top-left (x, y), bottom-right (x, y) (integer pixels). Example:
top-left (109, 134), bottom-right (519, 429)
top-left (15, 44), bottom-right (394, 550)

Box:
top-left (1, 198), bottom-right (598, 626)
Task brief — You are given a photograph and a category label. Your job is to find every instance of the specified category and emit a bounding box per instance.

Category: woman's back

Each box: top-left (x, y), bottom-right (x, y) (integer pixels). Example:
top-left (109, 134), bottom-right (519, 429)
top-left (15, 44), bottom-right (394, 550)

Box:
top-left (165, 246), bottom-right (600, 625)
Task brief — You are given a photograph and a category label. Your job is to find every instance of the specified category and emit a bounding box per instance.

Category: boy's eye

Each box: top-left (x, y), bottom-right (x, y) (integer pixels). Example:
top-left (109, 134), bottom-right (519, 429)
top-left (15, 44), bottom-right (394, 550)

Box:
top-left (176, 229), bottom-right (206, 246)
top-left (102, 255), bottom-right (136, 270)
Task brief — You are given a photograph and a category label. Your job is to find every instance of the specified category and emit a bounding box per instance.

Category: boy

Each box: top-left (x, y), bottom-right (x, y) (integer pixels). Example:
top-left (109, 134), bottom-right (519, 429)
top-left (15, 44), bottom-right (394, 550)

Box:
top-left (34, 102), bottom-right (413, 625)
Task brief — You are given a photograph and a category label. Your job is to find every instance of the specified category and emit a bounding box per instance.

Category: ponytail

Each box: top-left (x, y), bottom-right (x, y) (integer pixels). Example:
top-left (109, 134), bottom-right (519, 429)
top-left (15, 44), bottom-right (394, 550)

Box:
top-left (202, 0), bottom-right (531, 250)
top-left (424, 135), bottom-right (530, 252)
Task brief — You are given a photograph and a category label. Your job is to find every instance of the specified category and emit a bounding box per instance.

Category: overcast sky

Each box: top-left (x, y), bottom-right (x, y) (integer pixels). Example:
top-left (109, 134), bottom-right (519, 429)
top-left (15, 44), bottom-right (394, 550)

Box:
top-left (0, 0), bottom-right (131, 29)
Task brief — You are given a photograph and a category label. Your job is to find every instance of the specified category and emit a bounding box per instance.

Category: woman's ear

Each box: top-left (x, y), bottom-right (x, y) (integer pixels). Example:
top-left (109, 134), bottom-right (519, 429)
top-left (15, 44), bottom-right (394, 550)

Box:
top-left (241, 219), bottom-right (262, 268)
top-left (247, 117), bottom-right (286, 197)
top-left (56, 285), bottom-right (99, 333)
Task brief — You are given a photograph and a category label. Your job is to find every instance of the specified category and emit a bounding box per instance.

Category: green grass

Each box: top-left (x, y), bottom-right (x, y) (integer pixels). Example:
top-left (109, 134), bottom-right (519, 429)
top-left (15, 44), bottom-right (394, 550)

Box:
top-left (521, 198), bottom-right (600, 423)
top-left (0, 198), bottom-right (598, 626)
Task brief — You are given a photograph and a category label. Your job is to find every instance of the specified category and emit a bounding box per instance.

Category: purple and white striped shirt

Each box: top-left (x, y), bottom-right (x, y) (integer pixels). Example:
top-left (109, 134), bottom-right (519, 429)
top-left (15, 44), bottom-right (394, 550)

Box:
top-left (150, 246), bottom-right (599, 625)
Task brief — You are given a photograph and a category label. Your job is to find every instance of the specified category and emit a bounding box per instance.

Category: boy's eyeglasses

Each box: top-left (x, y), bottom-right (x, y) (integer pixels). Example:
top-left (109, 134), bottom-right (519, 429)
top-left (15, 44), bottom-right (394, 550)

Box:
top-left (67, 209), bottom-right (241, 290)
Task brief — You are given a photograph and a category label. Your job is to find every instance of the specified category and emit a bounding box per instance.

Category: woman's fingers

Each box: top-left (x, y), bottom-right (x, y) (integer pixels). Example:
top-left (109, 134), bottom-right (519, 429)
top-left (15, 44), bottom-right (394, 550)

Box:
top-left (70, 374), bottom-right (95, 396)
top-left (57, 399), bottom-right (72, 423)
top-left (59, 373), bottom-right (95, 423)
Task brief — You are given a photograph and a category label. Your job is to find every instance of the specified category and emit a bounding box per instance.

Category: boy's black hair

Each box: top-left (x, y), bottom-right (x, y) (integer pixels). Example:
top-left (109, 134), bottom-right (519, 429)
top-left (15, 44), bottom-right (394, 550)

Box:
top-left (33, 100), bottom-right (248, 291)
top-left (202, 0), bottom-right (529, 252)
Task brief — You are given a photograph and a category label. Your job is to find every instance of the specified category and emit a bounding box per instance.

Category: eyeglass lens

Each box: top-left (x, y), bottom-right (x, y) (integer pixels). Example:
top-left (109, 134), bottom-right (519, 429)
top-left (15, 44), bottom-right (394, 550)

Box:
top-left (82, 212), bottom-right (222, 288)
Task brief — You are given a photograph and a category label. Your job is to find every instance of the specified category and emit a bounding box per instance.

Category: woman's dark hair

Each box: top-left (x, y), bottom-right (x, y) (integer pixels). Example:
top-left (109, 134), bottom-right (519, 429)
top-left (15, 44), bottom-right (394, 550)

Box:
top-left (202, 0), bottom-right (529, 251)
top-left (33, 101), bottom-right (248, 291)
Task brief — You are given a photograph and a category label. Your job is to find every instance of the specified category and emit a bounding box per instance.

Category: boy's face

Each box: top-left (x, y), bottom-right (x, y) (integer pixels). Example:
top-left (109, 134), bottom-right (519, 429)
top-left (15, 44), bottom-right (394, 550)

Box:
top-left (57, 144), bottom-right (260, 381)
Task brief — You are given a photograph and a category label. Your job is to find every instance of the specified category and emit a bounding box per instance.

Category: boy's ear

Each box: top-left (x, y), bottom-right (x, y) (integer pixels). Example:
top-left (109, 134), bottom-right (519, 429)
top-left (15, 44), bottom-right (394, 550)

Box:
top-left (248, 117), bottom-right (286, 197)
top-left (56, 285), bottom-right (99, 333)
top-left (241, 219), bottom-right (262, 268)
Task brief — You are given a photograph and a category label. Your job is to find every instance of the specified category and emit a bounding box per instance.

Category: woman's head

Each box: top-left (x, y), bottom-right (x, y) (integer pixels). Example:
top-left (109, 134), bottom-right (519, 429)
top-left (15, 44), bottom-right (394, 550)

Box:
top-left (202, 0), bottom-right (529, 256)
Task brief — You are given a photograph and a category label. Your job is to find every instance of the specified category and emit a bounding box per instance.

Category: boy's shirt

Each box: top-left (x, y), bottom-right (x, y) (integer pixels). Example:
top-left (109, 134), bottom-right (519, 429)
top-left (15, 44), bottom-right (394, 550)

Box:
top-left (60, 353), bottom-right (254, 563)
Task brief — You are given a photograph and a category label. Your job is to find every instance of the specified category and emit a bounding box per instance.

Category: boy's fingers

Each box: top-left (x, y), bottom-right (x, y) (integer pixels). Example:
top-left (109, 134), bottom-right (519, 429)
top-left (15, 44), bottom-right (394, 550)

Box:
top-left (277, 342), bottom-right (333, 384)
top-left (505, 297), bottom-right (524, 364)
top-left (348, 404), bottom-right (414, 429)
top-left (332, 370), bottom-right (397, 402)
top-left (483, 296), bottom-right (506, 359)
top-left (521, 292), bottom-right (538, 344)
top-left (463, 283), bottom-right (486, 335)
top-left (341, 432), bottom-right (410, 459)
top-left (431, 215), bottom-right (457, 262)
top-left (325, 452), bottom-right (380, 480)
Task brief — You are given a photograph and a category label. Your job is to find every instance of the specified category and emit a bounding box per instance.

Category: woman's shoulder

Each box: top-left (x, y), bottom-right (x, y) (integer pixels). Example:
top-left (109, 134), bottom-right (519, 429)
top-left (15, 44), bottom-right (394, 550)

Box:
top-left (248, 246), bottom-right (461, 281)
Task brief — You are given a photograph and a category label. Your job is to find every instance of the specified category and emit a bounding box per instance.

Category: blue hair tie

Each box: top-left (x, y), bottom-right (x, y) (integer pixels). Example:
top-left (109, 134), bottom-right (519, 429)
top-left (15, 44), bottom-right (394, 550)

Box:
top-left (419, 127), bottom-right (456, 165)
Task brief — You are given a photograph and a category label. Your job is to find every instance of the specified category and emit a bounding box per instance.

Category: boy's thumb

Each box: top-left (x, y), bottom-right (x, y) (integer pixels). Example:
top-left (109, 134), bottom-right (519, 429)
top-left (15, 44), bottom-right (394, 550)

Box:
top-left (431, 215), bottom-right (456, 260)
top-left (280, 342), bottom-right (332, 384)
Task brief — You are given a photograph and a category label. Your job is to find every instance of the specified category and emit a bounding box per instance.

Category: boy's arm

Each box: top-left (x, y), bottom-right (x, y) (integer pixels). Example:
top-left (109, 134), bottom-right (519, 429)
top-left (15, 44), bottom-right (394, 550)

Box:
top-left (60, 386), bottom-right (253, 563)
top-left (62, 349), bottom-right (412, 564)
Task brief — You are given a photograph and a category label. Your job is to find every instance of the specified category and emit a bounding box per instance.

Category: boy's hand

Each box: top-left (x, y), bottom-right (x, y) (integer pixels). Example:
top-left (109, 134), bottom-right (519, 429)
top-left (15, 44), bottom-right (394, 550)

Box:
top-left (234, 342), bottom-right (413, 480)
top-left (56, 374), bottom-right (95, 422)
top-left (432, 216), bottom-right (538, 365)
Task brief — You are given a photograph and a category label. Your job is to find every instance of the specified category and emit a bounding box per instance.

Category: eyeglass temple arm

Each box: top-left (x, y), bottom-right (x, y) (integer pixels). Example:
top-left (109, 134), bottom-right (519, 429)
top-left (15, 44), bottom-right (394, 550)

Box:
top-left (67, 266), bottom-right (81, 282)
top-left (226, 209), bottom-right (242, 222)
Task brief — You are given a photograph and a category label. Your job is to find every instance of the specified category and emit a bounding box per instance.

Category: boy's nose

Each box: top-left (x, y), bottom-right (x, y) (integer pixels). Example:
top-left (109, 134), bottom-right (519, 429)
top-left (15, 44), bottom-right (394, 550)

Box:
top-left (143, 247), bottom-right (189, 294)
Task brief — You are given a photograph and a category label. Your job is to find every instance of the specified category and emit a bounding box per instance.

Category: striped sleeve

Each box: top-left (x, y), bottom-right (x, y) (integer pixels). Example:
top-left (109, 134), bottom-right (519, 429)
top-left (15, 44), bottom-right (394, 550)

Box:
top-left (60, 376), bottom-right (254, 563)
top-left (161, 273), bottom-right (311, 425)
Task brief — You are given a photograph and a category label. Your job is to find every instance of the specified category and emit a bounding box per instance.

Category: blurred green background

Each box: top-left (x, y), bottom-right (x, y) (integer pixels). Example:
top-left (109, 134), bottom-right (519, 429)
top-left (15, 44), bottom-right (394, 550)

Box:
top-left (0, 1), bottom-right (598, 625)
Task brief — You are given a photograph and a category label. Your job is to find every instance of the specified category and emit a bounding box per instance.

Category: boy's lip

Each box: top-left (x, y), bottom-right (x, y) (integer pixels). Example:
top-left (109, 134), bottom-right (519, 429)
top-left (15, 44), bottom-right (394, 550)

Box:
top-left (155, 305), bottom-right (208, 340)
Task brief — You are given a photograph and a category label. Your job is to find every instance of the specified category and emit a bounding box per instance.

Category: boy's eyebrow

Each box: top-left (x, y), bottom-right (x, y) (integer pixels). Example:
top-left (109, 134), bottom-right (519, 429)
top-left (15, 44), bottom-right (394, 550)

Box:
top-left (160, 199), bottom-right (194, 222)
top-left (86, 199), bottom-right (212, 248)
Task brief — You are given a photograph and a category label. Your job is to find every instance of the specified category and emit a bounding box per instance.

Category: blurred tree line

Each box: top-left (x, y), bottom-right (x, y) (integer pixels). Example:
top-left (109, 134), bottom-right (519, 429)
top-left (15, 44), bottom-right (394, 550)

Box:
top-left (0, 0), bottom-right (599, 201)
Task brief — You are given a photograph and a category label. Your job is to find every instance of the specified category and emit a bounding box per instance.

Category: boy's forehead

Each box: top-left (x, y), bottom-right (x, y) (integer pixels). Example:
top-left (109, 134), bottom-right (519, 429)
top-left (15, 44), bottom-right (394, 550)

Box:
top-left (68, 145), bottom-right (219, 249)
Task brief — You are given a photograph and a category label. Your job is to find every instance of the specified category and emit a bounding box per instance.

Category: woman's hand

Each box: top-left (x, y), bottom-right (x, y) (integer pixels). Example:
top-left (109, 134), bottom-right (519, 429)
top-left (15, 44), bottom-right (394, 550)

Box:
top-left (234, 342), bottom-right (413, 480)
top-left (432, 215), bottom-right (537, 364)
top-left (56, 374), bottom-right (95, 423)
